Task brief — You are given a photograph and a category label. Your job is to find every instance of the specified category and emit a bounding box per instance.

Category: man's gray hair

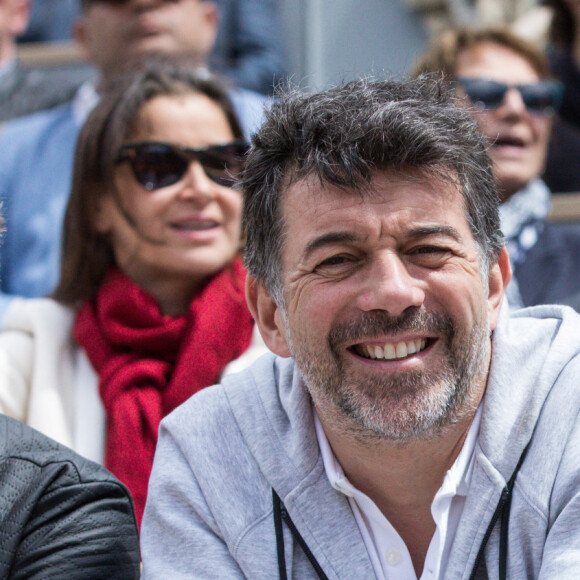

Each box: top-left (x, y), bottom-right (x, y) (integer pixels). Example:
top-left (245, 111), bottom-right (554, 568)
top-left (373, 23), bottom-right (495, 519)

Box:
top-left (241, 76), bottom-right (503, 303)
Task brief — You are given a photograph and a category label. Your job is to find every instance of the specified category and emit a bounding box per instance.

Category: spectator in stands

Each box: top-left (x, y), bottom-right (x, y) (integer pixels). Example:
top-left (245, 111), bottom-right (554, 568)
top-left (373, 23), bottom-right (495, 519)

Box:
top-left (540, 0), bottom-right (580, 192)
top-left (141, 75), bottom-right (580, 579)
top-left (544, 0), bottom-right (580, 130)
top-left (0, 210), bottom-right (139, 578)
top-left (0, 0), bottom-right (90, 120)
top-left (0, 0), bottom-right (266, 321)
top-left (0, 60), bottom-right (266, 526)
top-left (0, 416), bottom-right (140, 578)
top-left (413, 27), bottom-right (580, 309)
top-left (210, 0), bottom-right (287, 95)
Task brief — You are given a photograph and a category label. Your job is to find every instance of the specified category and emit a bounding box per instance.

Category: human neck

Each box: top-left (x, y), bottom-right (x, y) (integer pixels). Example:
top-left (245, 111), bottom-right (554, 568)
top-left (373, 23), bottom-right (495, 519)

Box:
top-left (317, 399), bottom-right (482, 575)
top-left (320, 409), bottom-right (477, 495)
top-left (497, 183), bottom-right (519, 204)
top-left (126, 271), bottom-right (206, 316)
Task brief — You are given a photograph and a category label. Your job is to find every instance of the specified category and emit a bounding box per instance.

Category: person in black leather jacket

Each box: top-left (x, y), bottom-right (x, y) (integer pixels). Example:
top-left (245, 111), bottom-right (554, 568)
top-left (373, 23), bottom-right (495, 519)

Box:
top-left (0, 413), bottom-right (140, 579)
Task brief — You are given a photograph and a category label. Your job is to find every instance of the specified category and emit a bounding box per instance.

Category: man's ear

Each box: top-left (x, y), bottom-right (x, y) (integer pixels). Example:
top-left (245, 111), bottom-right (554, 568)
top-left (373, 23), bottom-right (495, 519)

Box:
top-left (203, 1), bottom-right (219, 29)
top-left (246, 275), bottom-right (291, 358)
top-left (197, 1), bottom-right (219, 58)
top-left (73, 16), bottom-right (91, 61)
top-left (9, 0), bottom-right (30, 37)
top-left (487, 246), bottom-right (512, 330)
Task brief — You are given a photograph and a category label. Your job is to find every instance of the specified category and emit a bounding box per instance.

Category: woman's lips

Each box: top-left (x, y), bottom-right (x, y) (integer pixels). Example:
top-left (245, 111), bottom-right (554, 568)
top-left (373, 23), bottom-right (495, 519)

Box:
top-left (169, 218), bottom-right (224, 241)
top-left (171, 219), bottom-right (219, 232)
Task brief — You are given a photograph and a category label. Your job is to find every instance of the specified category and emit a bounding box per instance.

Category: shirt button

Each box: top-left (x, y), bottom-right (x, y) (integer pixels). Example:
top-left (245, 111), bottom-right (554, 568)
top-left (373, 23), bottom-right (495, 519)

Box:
top-left (385, 549), bottom-right (401, 566)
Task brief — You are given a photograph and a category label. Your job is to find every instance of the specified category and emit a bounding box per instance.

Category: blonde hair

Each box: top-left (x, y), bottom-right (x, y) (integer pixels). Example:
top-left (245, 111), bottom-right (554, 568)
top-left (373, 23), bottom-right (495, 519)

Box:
top-left (411, 27), bottom-right (551, 81)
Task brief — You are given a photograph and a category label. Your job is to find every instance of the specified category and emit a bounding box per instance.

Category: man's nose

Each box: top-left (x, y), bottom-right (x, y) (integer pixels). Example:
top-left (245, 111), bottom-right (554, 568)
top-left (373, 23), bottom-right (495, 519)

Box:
top-left (355, 252), bottom-right (425, 317)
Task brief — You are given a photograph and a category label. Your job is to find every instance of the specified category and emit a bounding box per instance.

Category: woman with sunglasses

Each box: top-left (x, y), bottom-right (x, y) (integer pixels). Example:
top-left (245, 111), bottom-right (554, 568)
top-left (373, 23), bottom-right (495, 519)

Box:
top-left (413, 26), bottom-right (580, 310)
top-left (0, 58), bottom-right (266, 526)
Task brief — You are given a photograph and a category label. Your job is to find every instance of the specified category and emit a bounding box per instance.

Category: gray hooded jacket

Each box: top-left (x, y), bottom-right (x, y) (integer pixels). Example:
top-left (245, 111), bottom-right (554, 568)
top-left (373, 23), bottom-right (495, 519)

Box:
top-left (141, 305), bottom-right (580, 579)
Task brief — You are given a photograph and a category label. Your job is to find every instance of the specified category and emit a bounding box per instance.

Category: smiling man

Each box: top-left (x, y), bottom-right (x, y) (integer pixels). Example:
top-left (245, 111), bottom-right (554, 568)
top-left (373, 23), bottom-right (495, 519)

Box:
top-left (141, 77), bottom-right (580, 579)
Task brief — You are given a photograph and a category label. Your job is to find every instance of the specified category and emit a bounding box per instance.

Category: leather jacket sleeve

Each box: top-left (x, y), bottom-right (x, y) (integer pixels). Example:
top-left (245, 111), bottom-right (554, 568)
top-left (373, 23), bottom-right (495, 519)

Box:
top-left (0, 416), bottom-right (140, 579)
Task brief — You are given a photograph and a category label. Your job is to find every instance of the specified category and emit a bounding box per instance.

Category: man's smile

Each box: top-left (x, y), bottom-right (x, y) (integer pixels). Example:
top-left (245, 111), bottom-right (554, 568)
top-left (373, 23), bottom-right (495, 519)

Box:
top-left (352, 337), bottom-right (432, 361)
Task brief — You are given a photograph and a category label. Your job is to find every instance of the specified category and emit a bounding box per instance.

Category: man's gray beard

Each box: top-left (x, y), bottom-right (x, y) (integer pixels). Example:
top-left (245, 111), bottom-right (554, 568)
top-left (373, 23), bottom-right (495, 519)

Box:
top-left (289, 308), bottom-right (490, 443)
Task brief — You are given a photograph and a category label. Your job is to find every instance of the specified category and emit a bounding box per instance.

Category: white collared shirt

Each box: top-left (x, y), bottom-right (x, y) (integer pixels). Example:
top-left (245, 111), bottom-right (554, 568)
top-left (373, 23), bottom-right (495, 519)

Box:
top-left (72, 80), bottom-right (100, 126)
top-left (315, 406), bottom-right (482, 580)
top-left (0, 58), bottom-right (15, 81)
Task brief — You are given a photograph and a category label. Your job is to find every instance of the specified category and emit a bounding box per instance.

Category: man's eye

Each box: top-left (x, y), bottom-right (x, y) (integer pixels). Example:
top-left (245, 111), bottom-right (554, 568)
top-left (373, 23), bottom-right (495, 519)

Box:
top-left (316, 255), bottom-right (353, 269)
top-left (413, 246), bottom-right (447, 254)
top-left (409, 246), bottom-right (452, 266)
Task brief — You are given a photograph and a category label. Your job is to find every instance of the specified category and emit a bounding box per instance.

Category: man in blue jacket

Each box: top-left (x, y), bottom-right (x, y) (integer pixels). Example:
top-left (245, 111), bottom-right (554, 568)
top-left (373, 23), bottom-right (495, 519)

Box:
top-left (0, 0), bottom-right (266, 321)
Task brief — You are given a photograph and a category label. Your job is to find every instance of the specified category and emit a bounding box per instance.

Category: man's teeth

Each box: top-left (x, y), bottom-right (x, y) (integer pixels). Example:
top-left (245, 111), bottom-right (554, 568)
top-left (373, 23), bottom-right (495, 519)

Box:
top-left (361, 339), bottom-right (427, 360)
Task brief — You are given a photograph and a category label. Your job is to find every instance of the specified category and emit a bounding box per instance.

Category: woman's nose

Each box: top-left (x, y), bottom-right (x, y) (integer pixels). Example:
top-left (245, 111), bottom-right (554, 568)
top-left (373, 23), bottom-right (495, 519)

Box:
top-left (497, 87), bottom-right (528, 117)
top-left (177, 161), bottom-right (217, 202)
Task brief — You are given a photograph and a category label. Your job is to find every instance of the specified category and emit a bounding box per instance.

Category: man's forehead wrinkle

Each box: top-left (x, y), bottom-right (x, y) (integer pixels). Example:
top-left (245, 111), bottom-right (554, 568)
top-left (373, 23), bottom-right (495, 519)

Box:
top-left (406, 225), bottom-right (464, 242)
top-left (283, 170), bottom-right (463, 222)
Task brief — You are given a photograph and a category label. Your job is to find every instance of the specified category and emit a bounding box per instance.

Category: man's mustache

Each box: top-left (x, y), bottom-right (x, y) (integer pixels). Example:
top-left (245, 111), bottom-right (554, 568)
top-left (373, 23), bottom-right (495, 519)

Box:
top-left (328, 308), bottom-right (455, 348)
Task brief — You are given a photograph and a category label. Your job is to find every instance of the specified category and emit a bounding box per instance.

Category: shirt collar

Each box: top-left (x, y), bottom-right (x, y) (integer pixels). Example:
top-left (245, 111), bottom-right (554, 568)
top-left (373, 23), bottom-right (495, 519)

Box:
top-left (72, 80), bottom-right (100, 126)
top-left (0, 58), bottom-right (16, 81)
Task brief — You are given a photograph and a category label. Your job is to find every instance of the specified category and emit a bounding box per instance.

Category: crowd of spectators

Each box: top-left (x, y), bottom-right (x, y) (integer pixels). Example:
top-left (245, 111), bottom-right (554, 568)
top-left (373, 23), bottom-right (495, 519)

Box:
top-left (1, 0), bottom-right (580, 575)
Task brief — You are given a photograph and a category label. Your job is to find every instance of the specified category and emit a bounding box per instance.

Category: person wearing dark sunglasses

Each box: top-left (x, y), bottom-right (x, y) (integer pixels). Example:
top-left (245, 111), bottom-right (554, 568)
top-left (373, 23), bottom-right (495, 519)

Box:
top-left (115, 140), bottom-right (249, 190)
top-left (413, 26), bottom-right (580, 311)
top-left (454, 77), bottom-right (564, 116)
top-left (0, 59), bottom-right (267, 529)
top-left (0, 0), bottom-right (268, 326)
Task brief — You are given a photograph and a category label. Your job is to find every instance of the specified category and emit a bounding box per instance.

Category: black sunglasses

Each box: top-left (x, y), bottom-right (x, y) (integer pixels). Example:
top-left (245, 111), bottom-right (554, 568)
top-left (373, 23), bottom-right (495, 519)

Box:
top-left (115, 140), bottom-right (249, 191)
top-left (456, 78), bottom-right (564, 115)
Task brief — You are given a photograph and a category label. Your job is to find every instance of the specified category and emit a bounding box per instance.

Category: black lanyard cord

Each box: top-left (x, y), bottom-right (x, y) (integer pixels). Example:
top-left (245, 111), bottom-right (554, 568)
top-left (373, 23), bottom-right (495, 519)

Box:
top-left (272, 489), bottom-right (329, 580)
top-left (469, 442), bottom-right (531, 580)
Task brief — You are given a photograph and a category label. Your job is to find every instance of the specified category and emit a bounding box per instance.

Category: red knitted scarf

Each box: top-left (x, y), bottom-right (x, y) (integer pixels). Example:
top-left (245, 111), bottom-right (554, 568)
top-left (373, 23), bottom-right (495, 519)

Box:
top-left (73, 258), bottom-right (254, 526)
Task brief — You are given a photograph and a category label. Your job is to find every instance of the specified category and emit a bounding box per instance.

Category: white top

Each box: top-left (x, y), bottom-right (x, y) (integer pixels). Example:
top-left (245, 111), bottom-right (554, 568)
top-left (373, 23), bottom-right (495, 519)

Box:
top-left (74, 350), bottom-right (107, 464)
top-left (315, 405), bottom-right (482, 580)
top-left (0, 298), bottom-right (268, 465)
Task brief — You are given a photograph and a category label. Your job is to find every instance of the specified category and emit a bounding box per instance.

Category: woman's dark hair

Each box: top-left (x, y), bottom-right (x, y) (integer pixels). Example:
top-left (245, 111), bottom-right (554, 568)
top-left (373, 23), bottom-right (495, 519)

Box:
top-left (53, 56), bottom-right (244, 305)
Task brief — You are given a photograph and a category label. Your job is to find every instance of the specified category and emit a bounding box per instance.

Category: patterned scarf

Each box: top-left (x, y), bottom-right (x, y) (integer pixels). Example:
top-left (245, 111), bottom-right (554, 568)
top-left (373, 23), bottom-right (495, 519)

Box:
top-left (499, 179), bottom-right (551, 308)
